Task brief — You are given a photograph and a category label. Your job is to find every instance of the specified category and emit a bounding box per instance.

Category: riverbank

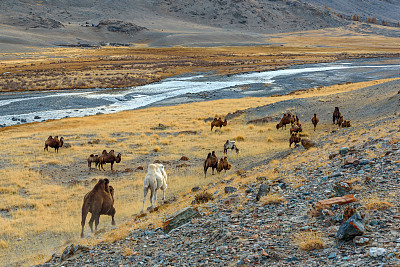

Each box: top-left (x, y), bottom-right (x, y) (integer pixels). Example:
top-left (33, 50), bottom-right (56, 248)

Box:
top-left (1, 77), bottom-right (399, 266)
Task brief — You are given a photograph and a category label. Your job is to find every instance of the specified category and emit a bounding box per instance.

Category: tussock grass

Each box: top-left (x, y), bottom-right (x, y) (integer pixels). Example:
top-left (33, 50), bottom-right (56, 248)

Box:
top-left (260, 193), bottom-right (285, 205)
top-left (0, 240), bottom-right (8, 249)
top-left (293, 231), bottom-right (325, 251)
top-left (361, 195), bottom-right (393, 210)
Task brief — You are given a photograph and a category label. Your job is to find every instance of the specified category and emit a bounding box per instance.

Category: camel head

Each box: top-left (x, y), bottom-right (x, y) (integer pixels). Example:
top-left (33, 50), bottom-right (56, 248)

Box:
top-left (59, 137), bottom-right (64, 147)
top-left (116, 153), bottom-right (122, 163)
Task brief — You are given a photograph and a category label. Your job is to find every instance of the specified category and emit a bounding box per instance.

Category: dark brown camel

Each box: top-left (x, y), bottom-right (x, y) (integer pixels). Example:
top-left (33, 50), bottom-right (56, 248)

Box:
top-left (44, 136), bottom-right (64, 153)
top-left (98, 150), bottom-right (121, 171)
top-left (203, 151), bottom-right (218, 177)
top-left (211, 118), bottom-right (227, 131)
top-left (333, 107), bottom-right (341, 124)
top-left (81, 178), bottom-right (116, 237)
top-left (311, 114), bottom-right (319, 131)
top-left (289, 133), bottom-right (301, 147)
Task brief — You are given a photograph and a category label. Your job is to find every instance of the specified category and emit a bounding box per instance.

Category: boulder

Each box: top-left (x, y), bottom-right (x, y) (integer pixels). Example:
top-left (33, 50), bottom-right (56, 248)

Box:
top-left (256, 184), bottom-right (270, 201)
top-left (301, 139), bottom-right (316, 149)
top-left (162, 206), bottom-right (201, 233)
top-left (224, 186), bottom-right (237, 194)
top-left (336, 212), bottom-right (365, 241)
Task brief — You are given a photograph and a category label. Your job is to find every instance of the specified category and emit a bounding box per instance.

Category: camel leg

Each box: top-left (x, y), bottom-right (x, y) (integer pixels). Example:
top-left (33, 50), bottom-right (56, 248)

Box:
top-left (111, 162), bottom-right (114, 171)
top-left (142, 187), bottom-right (148, 213)
top-left (111, 215), bottom-right (115, 226)
top-left (88, 213), bottom-right (97, 233)
top-left (162, 189), bottom-right (165, 201)
top-left (204, 166), bottom-right (208, 177)
top-left (154, 190), bottom-right (158, 208)
top-left (81, 208), bottom-right (89, 238)
top-left (94, 215), bottom-right (100, 233)
top-left (149, 189), bottom-right (154, 209)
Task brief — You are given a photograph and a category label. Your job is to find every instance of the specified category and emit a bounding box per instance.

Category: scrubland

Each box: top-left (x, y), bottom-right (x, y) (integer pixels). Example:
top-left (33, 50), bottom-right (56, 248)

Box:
top-left (0, 77), bottom-right (397, 265)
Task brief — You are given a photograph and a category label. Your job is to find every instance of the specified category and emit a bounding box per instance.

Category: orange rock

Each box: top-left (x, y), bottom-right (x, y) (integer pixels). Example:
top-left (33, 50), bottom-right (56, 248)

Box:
top-left (314, 195), bottom-right (357, 211)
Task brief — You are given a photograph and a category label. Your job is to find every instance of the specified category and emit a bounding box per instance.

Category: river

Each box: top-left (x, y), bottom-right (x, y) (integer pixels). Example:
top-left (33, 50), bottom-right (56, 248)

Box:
top-left (1, 57), bottom-right (400, 127)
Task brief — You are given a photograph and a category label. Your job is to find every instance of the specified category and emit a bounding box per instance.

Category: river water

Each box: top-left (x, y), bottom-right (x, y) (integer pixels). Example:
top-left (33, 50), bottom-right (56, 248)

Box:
top-left (1, 57), bottom-right (399, 127)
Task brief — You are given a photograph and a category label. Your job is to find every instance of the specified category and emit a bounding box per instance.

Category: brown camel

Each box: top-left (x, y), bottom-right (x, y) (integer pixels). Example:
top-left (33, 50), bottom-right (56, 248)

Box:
top-left (211, 118), bottom-right (227, 131)
top-left (333, 107), bottom-right (341, 124)
top-left (217, 156), bottom-right (231, 174)
top-left (311, 114), bottom-right (319, 131)
top-left (289, 133), bottom-right (301, 147)
top-left (81, 178), bottom-right (116, 237)
top-left (44, 136), bottom-right (64, 153)
top-left (276, 113), bottom-right (292, 130)
top-left (87, 154), bottom-right (100, 170)
top-left (203, 151), bottom-right (218, 177)
top-left (98, 150), bottom-right (121, 171)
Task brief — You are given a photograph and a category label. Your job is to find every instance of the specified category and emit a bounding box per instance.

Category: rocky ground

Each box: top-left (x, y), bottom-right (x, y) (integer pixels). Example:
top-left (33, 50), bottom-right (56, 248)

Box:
top-left (37, 81), bottom-right (400, 266)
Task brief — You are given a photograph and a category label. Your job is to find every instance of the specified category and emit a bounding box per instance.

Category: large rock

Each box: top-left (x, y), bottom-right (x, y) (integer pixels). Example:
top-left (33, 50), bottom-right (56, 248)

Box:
top-left (256, 184), bottom-right (270, 201)
top-left (162, 206), bottom-right (201, 233)
top-left (301, 139), bottom-right (316, 149)
top-left (336, 212), bottom-right (365, 241)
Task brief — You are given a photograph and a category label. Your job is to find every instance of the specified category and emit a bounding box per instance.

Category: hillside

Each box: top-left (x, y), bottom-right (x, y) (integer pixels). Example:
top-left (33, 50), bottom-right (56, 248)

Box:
top-left (0, 0), bottom-right (399, 52)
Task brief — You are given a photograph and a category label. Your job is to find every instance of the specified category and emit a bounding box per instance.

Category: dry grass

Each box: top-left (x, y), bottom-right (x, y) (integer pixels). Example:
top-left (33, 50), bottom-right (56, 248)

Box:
top-left (361, 195), bottom-right (393, 210)
top-left (0, 74), bottom-right (397, 265)
top-left (194, 191), bottom-right (214, 204)
top-left (260, 193), bottom-right (285, 205)
top-left (293, 231), bottom-right (325, 251)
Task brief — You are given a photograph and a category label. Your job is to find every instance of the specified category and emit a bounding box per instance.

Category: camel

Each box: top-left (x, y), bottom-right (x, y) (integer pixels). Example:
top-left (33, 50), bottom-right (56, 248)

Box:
top-left (44, 136), bottom-right (64, 153)
top-left (217, 156), bottom-right (231, 174)
top-left (311, 114), bottom-right (319, 131)
top-left (211, 118), bottom-right (227, 131)
top-left (98, 150), bottom-right (121, 171)
top-left (289, 124), bottom-right (302, 135)
top-left (276, 113), bottom-right (292, 130)
top-left (224, 140), bottom-right (239, 154)
top-left (289, 133), bottom-right (301, 147)
top-left (203, 151), bottom-right (218, 177)
top-left (142, 163), bottom-right (168, 213)
top-left (81, 179), bottom-right (116, 237)
top-left (333, 107), bottom-right (341, 124)
top-left (87, 154), bottom-right (100, 170)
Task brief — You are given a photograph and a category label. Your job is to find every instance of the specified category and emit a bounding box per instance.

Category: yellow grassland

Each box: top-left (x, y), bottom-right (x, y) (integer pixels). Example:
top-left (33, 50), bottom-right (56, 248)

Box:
top-left (0, 77), bottom-right (399, 265)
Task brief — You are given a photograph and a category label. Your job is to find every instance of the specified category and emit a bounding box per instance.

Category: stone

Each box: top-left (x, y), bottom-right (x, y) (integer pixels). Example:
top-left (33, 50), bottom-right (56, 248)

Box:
top-left (314, 195), bottom-right (357, 211)
top-left (328, 252), bottom-right (337, 259)
top-left (180, 156), bottom-right (189, 161)
top-left (162, 206), bottom-right (201, 233)
top-left (336, 212), bottom-right (365, 241)
top-left (330, 172), bottom-right (343, 178)
top-left (353, 236), bottom-right (369, 246)
top-left (339, 147), bottom-right (349, 155)
top-left (301, 139), bottom-right (316, 149)
top-left (369, 247), bottom-right (386, 257)
top-left (344, 157), bottom-right (360, 166)
top-left (333, 182), bottom-right (352, 197)
top-left (191, 186), bottom-right (201, 192)
top-left (359, 159), bottom-right (370, 165)
top-left (224, 187), bottom-right (237, 194)
top-left (255, 184), bottom-right (270, 201)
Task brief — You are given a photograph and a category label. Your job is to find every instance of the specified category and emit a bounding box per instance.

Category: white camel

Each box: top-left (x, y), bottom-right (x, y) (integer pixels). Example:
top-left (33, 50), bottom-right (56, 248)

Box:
top-left (142, 163), bottom-right (168, 213)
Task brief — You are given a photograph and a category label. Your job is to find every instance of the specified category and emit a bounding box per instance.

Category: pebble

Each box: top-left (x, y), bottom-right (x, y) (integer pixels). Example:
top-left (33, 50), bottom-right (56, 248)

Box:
top-left (369, 247), bottom-right (387, 258)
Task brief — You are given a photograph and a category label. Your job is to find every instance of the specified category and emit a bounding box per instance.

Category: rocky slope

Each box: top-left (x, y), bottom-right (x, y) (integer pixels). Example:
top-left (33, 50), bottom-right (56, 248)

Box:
top-left (38, 80), bottom-right (400, 266)
top-left (1, 0), bottom-right (399, 51)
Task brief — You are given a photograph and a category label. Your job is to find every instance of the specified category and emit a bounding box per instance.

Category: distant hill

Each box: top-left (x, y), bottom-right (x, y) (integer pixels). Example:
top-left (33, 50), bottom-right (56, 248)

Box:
top-left (0, 0), bottom-right (399, 51)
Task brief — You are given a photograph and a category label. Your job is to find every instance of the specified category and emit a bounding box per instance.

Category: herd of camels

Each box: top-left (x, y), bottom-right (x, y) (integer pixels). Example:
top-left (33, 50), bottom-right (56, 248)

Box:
top-left (43, 107), bottom-right (350, 237)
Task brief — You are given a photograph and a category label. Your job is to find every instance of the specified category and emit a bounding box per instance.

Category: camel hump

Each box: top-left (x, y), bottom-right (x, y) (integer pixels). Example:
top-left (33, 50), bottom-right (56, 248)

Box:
top-left (89, 154), bottom-right (94, 157)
